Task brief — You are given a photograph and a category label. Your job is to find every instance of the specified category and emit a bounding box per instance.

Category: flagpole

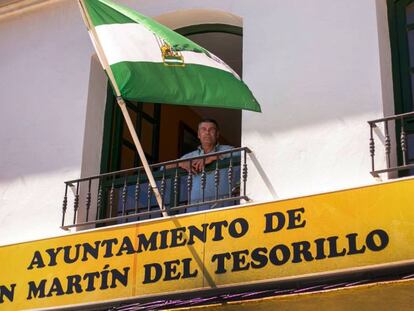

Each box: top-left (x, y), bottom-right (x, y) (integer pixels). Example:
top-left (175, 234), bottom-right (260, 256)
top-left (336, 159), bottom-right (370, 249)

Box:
top-left (78, 0), bottom-right (167, 217)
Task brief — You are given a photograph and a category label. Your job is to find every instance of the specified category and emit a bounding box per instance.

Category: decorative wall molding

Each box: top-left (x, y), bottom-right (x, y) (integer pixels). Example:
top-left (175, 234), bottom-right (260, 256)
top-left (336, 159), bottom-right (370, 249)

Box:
top-left (0, 0), bottom-right (62, 19)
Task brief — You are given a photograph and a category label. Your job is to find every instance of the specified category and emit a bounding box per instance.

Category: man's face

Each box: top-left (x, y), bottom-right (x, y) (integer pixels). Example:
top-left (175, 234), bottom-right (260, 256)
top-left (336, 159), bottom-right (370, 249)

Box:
top-left (198, 122), bottom-right (219, 146)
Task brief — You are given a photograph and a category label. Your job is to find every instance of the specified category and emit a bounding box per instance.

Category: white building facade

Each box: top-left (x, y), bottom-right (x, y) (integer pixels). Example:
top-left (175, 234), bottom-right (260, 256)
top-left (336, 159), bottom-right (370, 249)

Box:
top-left (0, 0), bottom-right (406, 245)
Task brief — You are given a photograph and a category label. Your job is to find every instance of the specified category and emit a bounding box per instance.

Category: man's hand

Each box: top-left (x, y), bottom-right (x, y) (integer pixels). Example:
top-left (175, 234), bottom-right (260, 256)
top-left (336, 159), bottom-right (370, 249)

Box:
top-left (177, 156), bottom-right (218, 174)
top-left (166, 156), bottom-right (218, 173)
top-left (191, 156), bottom-right (218, 173)
top-left (191, 159), bottom-right (204, 173)
top-left (178, 161), bottom-right (197, 174)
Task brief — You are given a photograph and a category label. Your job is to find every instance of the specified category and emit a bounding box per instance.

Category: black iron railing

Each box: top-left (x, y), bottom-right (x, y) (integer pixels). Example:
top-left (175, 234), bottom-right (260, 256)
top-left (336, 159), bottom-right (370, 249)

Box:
top-left (61, 147), bottom-right (251, 230)
top-left (368, 111), bottom-right (414, 177)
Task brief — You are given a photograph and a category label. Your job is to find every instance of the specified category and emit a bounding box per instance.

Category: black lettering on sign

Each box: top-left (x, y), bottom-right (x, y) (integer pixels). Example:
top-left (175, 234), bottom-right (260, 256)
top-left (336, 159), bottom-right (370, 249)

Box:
top-left (269, 244), bottom-right (290, 265)
top-left (159, 230), bottom-right (169, 250)
top-left (291, 241), bottom-right (314, 263)
top-left (327, 236), bottom-right (347, 258)
top-left (314, 238), bottom-right (327, 260)
top-left (366, 229), bottom-right (389, 251)
top-left (101, 238), bottom-right (119, 258)
top-left (63, 245), bottom-right (81, 264)
top-left (170, 228), bottom-right (187, 248)
top-left (263, 207), bottom-right (307, 233)
top-left (209, 221), bottom-right (228, 241)
top-left (231, 250), bottom-right (250, 271)
top-left (251, 247), bottom-right (268, 269)
top-left (110, 267), bottom-right (130, 288)
top-left (208, 228), bottom-right (390, 275)
top-left (27, 279), bottom-right (47, 299)
top-left (46, 278), bottom-right (65, 297)
top-left (0, 284), bottom-right (16, 303)
top-left (143, 258), bottom-right (198, 284)
top-left (27, 251), bottom-right (46, 270)
top-left (228, 218), bottom-right (249, 238)
top-left (81, 241), bottom-right (101, 261)
top-left (45, 247), bottom-right (63, 266)
top-left (83, 271), bottom-right (100, 292)
top-left (346, 233), bottom-right (366, 255)
top-left (137, 232), bottom-right (158, 253)
top-left (286, 208), bottom-right (306, 229)
top-left (65, 275), bottom-right (83, 294)
top-left (163, 260), bottom-right (181, 281)
top-left (143, 263), bottom-right (162, 284)
top-left (26, 266), bottom-right (130, 299)
top-left (116, 236), bottom-right (136, 256)
top-left (187, 224), bottom-right (209, 245)
top-left (100, 264), bottom-right (111, 290)
top-left (263, 212), bottom-right (285, 233)
top-left (182, 258), bottom-right (198, 279)
top-left (211, 252), bottom-right (231, 274)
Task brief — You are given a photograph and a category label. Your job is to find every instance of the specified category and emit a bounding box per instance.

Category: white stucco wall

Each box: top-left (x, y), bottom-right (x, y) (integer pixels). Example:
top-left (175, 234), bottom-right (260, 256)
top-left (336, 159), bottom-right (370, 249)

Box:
top-left (0, 0), bottom-right (94, 244)
top-left (0, 0), bottom-right (393, 244)
top-left (241, 0), bottom-right (392, 201)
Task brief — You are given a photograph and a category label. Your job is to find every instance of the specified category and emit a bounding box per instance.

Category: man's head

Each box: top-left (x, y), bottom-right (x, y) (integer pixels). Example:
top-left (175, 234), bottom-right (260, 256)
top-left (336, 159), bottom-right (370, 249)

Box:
top-left (197, 118), bottom-right (219, 150)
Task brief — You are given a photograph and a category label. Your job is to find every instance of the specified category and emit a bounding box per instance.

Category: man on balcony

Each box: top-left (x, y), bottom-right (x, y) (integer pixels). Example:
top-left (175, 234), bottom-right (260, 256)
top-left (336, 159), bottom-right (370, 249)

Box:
top-left (177, 118), bottom-right (240, 212)
top-left (179, 119), bottom-right (232, 172)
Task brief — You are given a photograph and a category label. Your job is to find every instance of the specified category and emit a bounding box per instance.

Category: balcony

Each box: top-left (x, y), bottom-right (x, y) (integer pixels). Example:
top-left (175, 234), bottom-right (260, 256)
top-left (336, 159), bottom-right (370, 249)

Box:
top-left (61, 147), bottom-right (250, 230)
top-left (368, 111), bottom-right (414, 177)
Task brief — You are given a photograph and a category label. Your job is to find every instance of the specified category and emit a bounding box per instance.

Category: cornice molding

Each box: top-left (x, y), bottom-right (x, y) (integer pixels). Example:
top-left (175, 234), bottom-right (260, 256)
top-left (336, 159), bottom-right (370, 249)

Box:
top-left (0, 0), bottom-right (61, 20)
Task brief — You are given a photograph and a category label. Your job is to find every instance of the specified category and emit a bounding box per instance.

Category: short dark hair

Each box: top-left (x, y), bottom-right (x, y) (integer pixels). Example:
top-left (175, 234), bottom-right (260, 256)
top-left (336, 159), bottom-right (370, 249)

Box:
top-left (198, 118), bottom-right (219, 130)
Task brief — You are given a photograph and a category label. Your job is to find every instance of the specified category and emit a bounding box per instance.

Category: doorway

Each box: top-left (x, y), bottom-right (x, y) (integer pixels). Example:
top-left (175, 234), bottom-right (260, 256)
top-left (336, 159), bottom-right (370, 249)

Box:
top-left (99, 24), bottom-right (244, 222)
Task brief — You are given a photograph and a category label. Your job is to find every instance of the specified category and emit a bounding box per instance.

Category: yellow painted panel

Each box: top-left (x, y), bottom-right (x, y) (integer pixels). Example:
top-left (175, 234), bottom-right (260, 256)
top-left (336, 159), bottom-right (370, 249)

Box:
top-left (0, 178), bottom-right (413, 310)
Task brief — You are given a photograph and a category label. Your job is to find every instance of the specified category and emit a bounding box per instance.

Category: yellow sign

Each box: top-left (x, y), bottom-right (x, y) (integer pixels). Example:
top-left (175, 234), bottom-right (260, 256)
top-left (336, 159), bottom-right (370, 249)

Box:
top-left (1, 178), bottom-right (414, 310)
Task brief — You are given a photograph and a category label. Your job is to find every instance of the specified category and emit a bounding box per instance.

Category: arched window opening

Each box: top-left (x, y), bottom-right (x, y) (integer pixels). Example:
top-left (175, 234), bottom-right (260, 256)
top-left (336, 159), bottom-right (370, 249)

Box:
top-left (98, 22), bottom-right (244, 222)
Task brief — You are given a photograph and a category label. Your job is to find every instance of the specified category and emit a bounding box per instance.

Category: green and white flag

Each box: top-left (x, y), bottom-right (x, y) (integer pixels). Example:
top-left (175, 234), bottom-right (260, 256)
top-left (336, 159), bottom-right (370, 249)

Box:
top-left (79, 0), bottom-right (261, 112)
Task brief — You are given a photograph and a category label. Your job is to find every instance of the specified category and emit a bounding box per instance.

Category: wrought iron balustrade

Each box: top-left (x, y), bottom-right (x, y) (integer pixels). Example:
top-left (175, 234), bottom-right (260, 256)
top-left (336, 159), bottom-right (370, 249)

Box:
top-left (368, 111), bottom-right (414, 177)
top-left (61, 147), bottom-right (251, 230)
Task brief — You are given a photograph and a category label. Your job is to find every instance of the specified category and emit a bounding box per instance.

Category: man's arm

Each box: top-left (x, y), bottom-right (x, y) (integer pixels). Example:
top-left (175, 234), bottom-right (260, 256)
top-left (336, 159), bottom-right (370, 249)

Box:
top-left (191, 155), bottom-right (217, 172)
top-left (192, 145), bottom-right (236, 172)
top-left (164, 145), bottom-right (236, 173)
top-left (164, 150), bottom-right (199, 173)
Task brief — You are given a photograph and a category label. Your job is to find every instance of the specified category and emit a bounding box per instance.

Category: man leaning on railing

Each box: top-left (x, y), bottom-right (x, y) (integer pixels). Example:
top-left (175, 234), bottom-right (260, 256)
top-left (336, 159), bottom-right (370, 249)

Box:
top-left (166, 118), bottom-right (240, 212)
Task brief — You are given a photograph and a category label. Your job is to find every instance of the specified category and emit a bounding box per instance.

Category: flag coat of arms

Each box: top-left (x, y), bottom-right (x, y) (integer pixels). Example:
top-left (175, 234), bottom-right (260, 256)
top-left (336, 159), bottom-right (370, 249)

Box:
top-left (79, 0), bottom-right (261, 112)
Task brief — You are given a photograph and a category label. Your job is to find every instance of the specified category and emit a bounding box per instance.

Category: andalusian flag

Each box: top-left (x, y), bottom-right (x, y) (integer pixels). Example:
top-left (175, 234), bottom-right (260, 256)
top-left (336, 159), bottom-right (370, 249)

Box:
top-left (79, 0), bottom-right (261, 112)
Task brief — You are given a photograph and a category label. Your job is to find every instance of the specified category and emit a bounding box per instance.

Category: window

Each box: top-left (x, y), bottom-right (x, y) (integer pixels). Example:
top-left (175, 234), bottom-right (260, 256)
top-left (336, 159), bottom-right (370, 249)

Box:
top-left (100, 89), bottom-right (161, 173)
top-left (388, 0), bottom-right (414, 173)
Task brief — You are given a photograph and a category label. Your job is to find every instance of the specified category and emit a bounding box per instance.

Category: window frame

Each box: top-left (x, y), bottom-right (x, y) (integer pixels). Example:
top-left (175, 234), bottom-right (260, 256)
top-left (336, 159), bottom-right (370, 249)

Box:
top-left (388, 0), bottom-right (414, 175)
